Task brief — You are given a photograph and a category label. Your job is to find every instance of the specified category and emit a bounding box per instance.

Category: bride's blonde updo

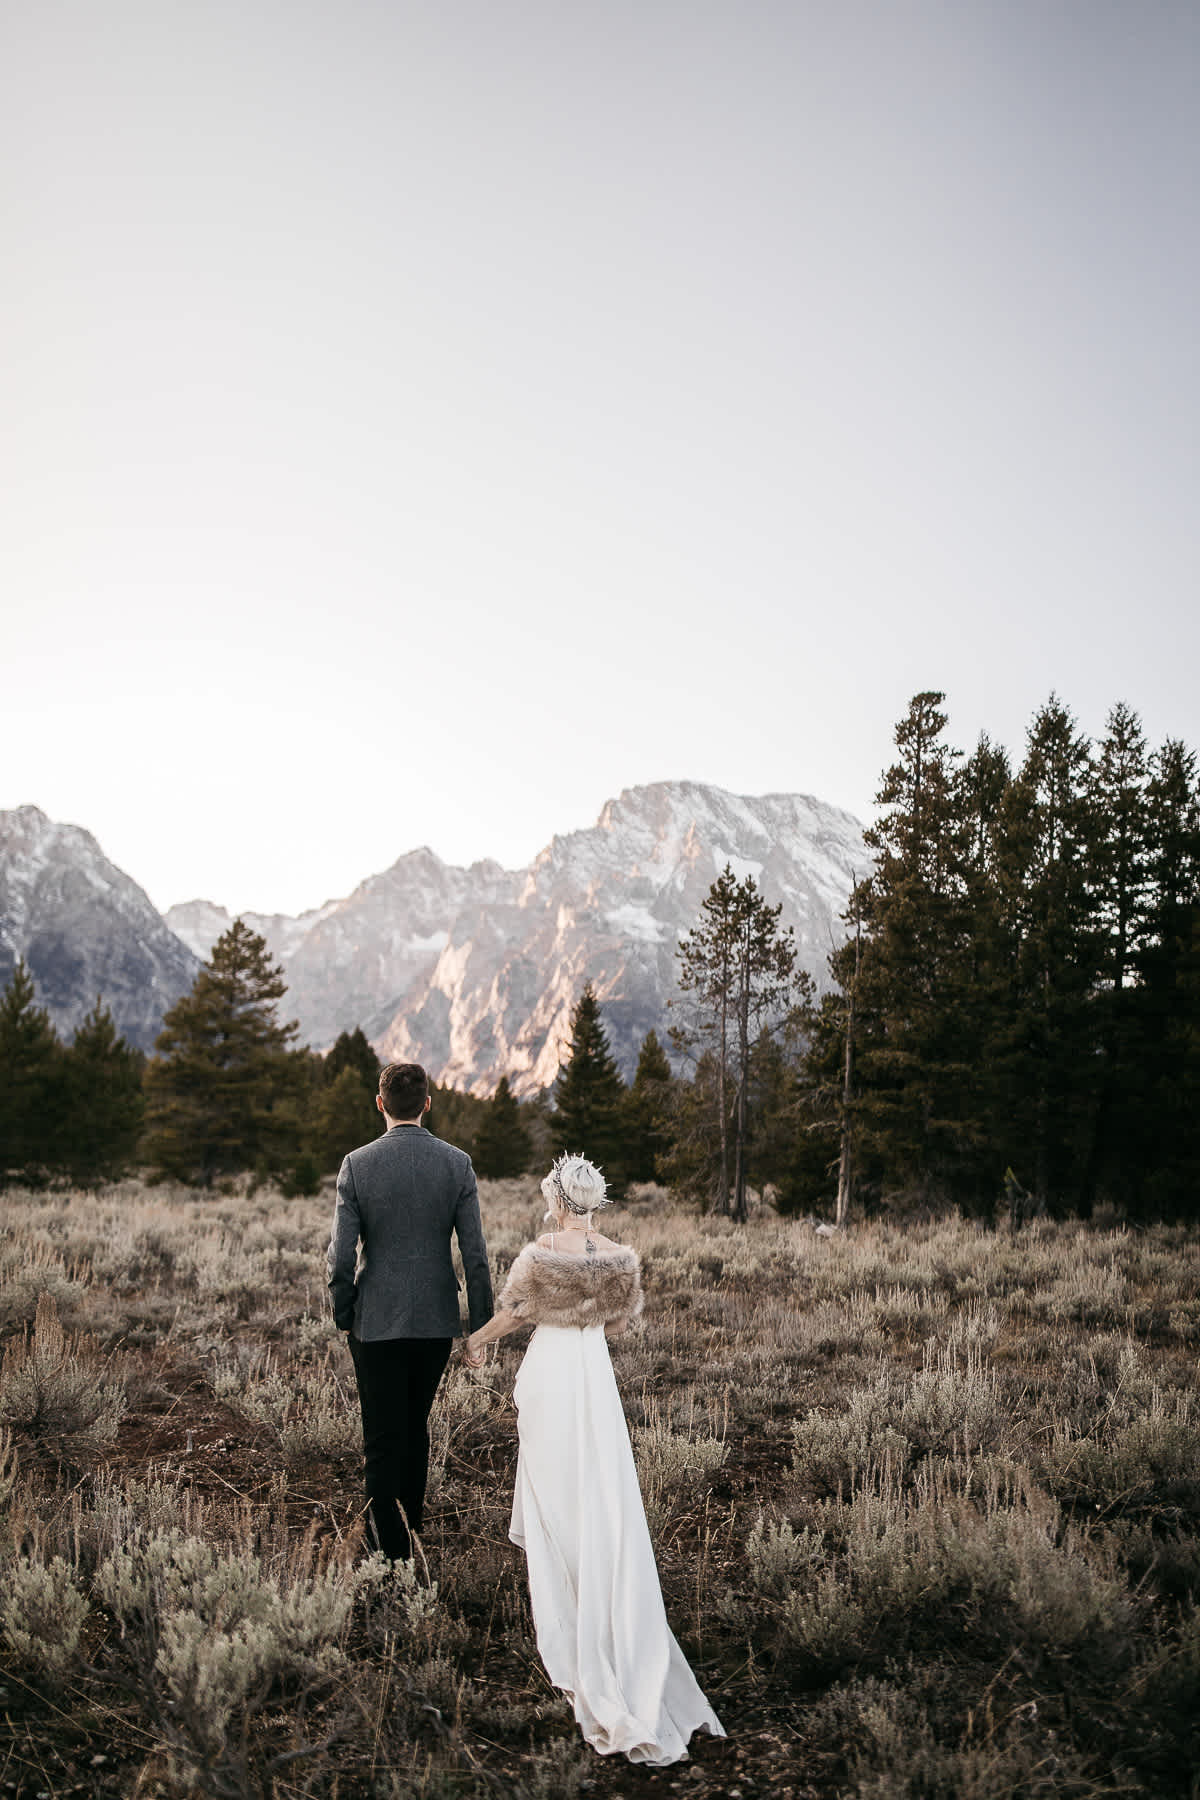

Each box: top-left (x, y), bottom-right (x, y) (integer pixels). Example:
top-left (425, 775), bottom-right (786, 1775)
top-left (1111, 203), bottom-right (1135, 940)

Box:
top-left (541, 1152), bottom-right (609, 1230)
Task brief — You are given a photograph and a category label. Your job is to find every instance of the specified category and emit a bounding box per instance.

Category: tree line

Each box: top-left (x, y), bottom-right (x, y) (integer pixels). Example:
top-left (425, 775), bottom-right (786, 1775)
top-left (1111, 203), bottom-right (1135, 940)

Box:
top-left (2, 687), bottom-right (1196, 1218)
top-left (809, 691), bottom-right (1200, 1220)
top-left (0, 921), bottom-right (656, 1195)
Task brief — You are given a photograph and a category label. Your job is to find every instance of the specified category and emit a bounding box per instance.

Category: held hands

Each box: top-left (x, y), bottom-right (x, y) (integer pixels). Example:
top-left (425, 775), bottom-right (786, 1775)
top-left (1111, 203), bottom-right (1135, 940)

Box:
top-left (461, 1337), bottom-right (487, 1368)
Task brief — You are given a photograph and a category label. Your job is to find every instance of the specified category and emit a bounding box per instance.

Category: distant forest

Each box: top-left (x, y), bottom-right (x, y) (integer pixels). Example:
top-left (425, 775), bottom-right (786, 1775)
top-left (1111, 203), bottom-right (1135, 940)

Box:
top-left (1, 690), bottom-right (1196, 1223)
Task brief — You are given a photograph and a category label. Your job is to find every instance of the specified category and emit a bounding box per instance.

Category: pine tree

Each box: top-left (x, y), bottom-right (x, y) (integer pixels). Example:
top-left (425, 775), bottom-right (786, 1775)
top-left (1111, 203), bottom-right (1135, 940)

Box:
top-left (728, 881), bottom-right (801, 1222)
top-left (308, 1026), bottom-right (382, 1169)
top-left (310, 1065), bottom-right (380, 1172)
top-left (993, 695), bottom-right (1099, 1211)
top-left (657, 1051), bottom-right (726, 1205)
top-left (552, 984), bottom-right (627, 1194)
top-left (623, 1030), bottom-right (674, 1183)
top-left (672, 868), bottom-right (802, 1219)
top-left (1091, 703), bottom-right (1153, 993)
top-left (426, 1082), bottom-right (489, 1156)
top-left (60, 999), bottom-right (145, 1185)
top-left (325, 1026), bottom-right (380, 1092)
top-left (747, 1008), bottom-right (835, 1216)
top-left (0, 960), bottom-right (62, 1181)
top-left (670, 868), bottom-right (740, 1212)
top-left (143, 920), bottom-right (302, 1184)
top-left (1081, 703), bottom-right (1152, 1208)
top-left (849, 691), bottom-right (981, 1199)
top-left (473, 1076), bottom-right (532, 1178)
top-left (1134, 738), bottom-right (1200, 1216)
top-left (948, 732), bottom-right (1014, 1199)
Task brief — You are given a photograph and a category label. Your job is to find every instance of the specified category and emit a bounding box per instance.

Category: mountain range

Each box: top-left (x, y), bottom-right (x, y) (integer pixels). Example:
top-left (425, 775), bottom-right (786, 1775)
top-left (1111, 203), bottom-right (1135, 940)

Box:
top-left (0, 805), bottom-right (200, 1053)
top-left (2, 783), bottom-right (866, 1091)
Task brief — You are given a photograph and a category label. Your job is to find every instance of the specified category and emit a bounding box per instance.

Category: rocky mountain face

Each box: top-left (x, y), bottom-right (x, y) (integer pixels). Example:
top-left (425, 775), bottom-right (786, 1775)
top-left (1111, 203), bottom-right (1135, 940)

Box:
top-left (166, 849), bottom-right (514, 1051)
top-left (0, 806), bottom-right (200, 1052)
top-left (167, 781), bottom-right (866, 1095)
top-left (2, 784), bottom-right (864, 1088)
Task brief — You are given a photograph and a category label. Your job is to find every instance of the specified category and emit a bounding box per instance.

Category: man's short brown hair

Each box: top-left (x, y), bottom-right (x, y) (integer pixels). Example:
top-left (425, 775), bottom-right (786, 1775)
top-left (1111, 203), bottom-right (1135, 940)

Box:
top-left (378, 1062), bottom-right (429, 1121)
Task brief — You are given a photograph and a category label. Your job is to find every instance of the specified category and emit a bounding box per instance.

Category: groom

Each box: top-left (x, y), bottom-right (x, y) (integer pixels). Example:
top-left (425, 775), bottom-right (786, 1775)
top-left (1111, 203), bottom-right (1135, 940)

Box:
top-left (327, 1060), bottom-right (494, 1561)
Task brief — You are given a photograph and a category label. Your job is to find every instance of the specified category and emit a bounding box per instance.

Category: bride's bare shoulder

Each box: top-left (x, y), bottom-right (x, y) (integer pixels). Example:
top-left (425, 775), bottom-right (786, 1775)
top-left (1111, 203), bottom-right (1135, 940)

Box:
top-left (532, 1229), bottom-right (630, 1256)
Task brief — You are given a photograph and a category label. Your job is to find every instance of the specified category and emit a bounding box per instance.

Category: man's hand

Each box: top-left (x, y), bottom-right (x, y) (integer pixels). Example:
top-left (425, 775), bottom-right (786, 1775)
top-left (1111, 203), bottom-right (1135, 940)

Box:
top-left (461, 1341), bottom-right (486, 1368)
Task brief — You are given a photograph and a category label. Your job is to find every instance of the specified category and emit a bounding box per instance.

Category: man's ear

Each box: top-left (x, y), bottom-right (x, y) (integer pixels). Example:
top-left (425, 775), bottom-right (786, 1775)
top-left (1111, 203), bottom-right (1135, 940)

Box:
top-left (423, 1094), bottom-right (432, 1114)
top-left (375, 1094), bottom-right (385, 1115)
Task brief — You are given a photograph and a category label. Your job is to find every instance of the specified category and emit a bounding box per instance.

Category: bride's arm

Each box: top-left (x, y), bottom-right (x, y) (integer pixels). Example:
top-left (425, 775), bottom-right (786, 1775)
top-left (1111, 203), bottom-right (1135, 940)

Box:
top-left (463, 1307), bottom-right (526, 1362)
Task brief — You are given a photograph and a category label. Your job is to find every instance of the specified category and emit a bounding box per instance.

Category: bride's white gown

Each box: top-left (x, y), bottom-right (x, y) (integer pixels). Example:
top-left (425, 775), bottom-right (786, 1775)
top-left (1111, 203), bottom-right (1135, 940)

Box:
top-left (510, 1321), bottom-right (725, 1766)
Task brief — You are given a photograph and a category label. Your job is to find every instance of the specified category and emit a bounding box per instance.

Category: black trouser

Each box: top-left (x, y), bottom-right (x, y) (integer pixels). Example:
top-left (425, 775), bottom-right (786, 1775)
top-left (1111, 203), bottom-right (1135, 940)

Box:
top-left (348, 1335), bottom-right (453, 1562)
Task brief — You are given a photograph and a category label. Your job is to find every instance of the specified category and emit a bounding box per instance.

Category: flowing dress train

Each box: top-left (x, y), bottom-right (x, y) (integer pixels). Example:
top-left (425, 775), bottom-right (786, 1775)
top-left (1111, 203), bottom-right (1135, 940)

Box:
top-left (509, 1322), bottom-right (725, 1766)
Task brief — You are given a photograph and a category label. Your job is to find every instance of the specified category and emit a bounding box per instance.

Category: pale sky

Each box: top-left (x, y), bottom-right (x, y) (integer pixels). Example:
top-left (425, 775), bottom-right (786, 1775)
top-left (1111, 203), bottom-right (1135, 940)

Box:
top-left (3, 1), bottom-right (1197, 916)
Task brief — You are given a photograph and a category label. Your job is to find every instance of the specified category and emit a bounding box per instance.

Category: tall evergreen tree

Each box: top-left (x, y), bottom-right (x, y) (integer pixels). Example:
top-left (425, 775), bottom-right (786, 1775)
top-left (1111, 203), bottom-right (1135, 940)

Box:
top-left (658, 1050), bottom-right (726, 1205)
top-left (948, 732), bottom-right (1015, 1196)
top-left (310, 1065), bottom-right (380, 1172)
top-left (60, 999), bottom-right (145, 1185)
top-left (1081, 703), bottom-right (1152, 1207)
top-left (552, 984), bottom-right (627, 1194)
top-left (728, 881), bottom-right (801, 1222)
top-left (0, 960), bottom-right (62, 1181)
top-left (143, 920), bottom-right (302, 1184)
top-left (325, 1026), bottom-right (380, 1092)
top-left (473, 1076), bottom-right (533, 1178)
top-left (747, 1007), bottom-right (836, 1216)
top-left (670, 868), bottom-right (740, 1212)
top-left (672, 868), bottom-right (802, 1218)
top-left (426, 1082), bottom-right (489, 1156)
top-left (1091, 703), bottom-right (1153, 993)
top-left (837, 692), bottom-right (982, 1202)
top-left (993, 695), bottom-right (1099, 1210)
top-left (624, 1030), bottom-right (674, 1183)
top-left (308, 1026), bottom-right (382, 1169)
top-left (1134, 738), bottom-right (1200, 1216)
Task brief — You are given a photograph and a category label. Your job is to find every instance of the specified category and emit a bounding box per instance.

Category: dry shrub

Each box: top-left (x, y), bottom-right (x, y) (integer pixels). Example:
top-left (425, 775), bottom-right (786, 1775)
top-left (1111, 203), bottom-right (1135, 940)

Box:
top-left (1043, 1405), bottom-right (1200, 1521)
top-left (767, 1454), bottom-right (1133, 1684)
top-left (0, 1239), bottom-right (91, 1328)
top-left (745, 1512), bottom-right (825, 1599)
top-left (900, 1338), bottom-right (1003, 1454)
top-left (792, 1371), bottom-right (910, 1491)
top-left (632, 1403), bottom-right (727, 1535)
top-left (0, 1553), bottom-right (89, 1683)
top-left (95, 1525), bottom-right (386, 1792)
top-left (70, 1470), bottom-right (210, 1572)
top-left (210, 1345), bottom-right (359, 1463)
top-left (0, 1293), bottom-right (126, 1476)
top-left (811, 1674), bottom-right (1109, 1800)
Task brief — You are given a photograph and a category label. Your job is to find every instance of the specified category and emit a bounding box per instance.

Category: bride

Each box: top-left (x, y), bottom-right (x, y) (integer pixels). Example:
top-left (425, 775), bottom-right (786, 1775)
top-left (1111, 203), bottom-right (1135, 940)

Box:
top-left (463, 1153), bottom-right (724, 1767)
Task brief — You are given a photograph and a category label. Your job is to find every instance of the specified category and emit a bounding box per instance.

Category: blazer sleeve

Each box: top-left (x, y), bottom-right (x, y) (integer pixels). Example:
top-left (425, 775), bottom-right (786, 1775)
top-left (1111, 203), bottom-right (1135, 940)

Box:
top-left (454, 1156), bottom-right (494, 1335)
top-left (327, 1154), bottom-right (361, 1331)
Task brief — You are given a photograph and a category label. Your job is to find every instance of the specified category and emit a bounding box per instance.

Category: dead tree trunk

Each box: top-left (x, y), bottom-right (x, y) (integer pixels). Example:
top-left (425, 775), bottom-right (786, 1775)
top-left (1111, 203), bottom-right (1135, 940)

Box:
top-left (715, 982), bottom-right (730, 1215)
top-left (733, 914), bottom-right (754, 1222)
top-left (835, 914), bottom-right (860, 1229)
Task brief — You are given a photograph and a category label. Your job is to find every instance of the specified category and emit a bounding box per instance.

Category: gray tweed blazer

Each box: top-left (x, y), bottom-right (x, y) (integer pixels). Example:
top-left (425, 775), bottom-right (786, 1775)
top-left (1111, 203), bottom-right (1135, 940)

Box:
top-left (326, 1124), bottom-right (494, 1340)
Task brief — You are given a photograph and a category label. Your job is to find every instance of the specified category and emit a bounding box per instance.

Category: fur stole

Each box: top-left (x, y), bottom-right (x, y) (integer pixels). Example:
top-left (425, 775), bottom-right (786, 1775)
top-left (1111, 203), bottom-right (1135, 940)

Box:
top-left (497, 1242), bottom-right (644, 1330)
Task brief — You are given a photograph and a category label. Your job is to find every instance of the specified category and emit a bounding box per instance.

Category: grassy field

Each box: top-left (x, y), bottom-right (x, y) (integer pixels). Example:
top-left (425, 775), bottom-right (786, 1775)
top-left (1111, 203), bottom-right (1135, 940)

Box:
top-left (0, 1176), bottom-right (1197, 1799)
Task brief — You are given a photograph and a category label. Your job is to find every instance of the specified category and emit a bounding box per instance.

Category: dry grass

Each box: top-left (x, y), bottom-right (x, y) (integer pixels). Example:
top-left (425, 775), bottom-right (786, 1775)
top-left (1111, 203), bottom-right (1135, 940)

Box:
top-left (0, 1176), bottom-right (1197, 1798)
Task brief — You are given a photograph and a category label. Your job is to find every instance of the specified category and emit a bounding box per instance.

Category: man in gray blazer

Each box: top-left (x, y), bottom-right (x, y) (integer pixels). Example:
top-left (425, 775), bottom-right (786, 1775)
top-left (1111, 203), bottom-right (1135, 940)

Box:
top-left (327, 1060), bottom-right (493, 1561)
